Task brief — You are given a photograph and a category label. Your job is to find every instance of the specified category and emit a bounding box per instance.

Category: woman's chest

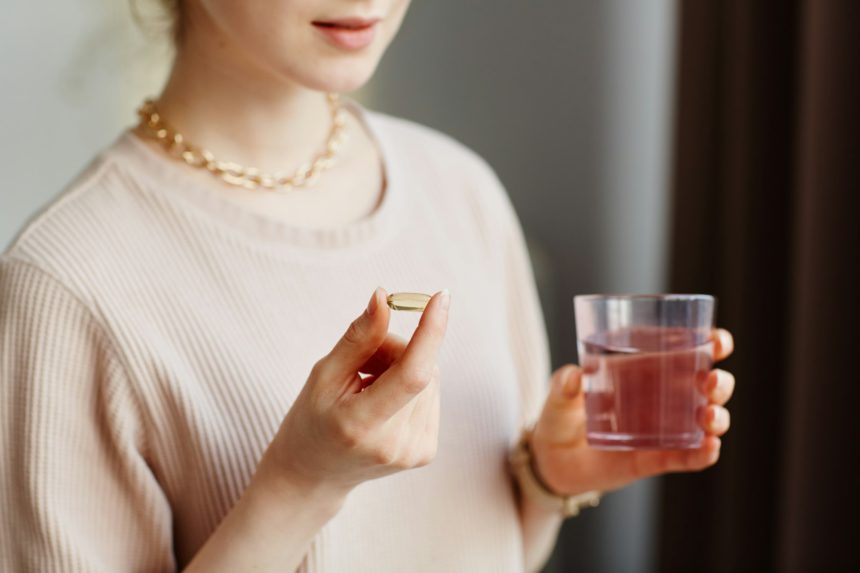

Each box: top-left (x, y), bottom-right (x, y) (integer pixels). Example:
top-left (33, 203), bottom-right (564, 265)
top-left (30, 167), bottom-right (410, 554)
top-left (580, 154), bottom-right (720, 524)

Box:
top-left (131, 222), bottom-right (521, 500)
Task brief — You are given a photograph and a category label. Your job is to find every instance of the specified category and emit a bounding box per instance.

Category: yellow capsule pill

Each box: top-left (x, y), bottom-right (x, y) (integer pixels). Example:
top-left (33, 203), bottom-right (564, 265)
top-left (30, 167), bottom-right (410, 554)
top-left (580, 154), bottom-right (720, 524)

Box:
top-left (387, 292), bottom-right (431, 312)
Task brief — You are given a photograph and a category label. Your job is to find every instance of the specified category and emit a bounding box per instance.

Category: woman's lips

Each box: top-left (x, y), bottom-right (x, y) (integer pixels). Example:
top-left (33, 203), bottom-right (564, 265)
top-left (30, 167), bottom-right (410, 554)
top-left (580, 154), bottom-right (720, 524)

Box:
top-left (312, 18), bottom-right (380, 51)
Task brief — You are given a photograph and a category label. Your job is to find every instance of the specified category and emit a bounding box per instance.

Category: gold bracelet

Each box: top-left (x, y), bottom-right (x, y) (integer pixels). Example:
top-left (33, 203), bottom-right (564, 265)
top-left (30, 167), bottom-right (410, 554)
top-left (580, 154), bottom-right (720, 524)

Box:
top-left (508, 427), bottom-right (601, 518)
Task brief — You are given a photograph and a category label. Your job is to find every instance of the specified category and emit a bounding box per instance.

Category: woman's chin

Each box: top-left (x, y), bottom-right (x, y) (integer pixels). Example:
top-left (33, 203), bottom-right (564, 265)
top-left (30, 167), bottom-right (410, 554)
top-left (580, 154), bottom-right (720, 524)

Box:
top-left (287, 61), bottom-right (380, 94)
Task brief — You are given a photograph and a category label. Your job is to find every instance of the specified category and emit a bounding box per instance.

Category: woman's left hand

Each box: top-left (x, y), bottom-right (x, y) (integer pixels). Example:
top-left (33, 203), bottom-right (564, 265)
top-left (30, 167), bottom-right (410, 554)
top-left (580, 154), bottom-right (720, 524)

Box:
top-left (529, 329), bottom-right (735, 496)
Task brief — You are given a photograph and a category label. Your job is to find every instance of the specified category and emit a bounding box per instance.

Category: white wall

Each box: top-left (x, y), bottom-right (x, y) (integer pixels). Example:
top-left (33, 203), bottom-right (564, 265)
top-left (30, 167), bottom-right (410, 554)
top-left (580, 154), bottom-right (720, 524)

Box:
top-left (0, 0), bottom-right (169, 248)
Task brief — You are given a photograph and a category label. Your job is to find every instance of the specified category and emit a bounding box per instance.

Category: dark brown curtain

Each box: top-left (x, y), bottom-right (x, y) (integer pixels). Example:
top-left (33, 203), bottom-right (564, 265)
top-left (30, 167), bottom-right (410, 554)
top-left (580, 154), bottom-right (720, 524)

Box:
top-left (660, 1), bottom-right (859, 572)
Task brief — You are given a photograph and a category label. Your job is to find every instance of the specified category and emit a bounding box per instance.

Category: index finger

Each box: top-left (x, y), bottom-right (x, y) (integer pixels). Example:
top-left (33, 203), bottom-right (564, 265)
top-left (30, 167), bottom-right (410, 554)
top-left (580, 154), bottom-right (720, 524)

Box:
top-left (360, 289), bottom-right (450, 417)
top-left (713, 328), bottom-right (734, 362)
top-left (395, 289), bottom-right (450, 374)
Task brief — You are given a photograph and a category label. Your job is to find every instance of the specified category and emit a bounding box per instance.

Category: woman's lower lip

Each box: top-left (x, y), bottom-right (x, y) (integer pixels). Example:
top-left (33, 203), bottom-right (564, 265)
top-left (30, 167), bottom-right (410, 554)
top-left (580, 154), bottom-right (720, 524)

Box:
top-left (313, 22), bottom-right (378, 50)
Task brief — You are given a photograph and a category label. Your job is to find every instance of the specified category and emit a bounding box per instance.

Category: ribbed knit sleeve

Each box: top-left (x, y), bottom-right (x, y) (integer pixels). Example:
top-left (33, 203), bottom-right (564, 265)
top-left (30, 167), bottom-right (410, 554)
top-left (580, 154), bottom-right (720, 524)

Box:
top-left (508, 231), bottom-right (551, 428)
top-left (0, 256), bottom-right (174, 573)
top-left (491, 175), bottom-right (552, 429)
top-left (488, 170), bottom-right (561, 572)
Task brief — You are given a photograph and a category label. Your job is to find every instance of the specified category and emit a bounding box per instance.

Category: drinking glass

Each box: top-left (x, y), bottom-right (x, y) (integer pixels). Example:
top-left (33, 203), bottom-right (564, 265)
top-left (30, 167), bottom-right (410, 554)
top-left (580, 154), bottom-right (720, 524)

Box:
top-left (573, 294), bottom-right (716, 450)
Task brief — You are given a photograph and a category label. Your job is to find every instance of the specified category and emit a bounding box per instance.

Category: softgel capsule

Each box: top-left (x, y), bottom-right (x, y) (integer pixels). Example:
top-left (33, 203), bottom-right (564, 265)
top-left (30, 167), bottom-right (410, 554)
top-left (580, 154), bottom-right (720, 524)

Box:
top-left (386, 292), bottom-right (431, 312)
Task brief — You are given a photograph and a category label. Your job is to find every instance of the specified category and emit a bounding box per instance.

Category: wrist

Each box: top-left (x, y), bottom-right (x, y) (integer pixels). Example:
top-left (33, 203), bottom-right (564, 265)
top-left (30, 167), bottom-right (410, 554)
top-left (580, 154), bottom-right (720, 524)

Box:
top-left (183, 456), bottom-right (350, 572)
top-left (509, 427), bottom-right (601, 518)
top-left (528, 433), bottom-right (569, 497)
top-left (250, 455), bottom-right (351, 524)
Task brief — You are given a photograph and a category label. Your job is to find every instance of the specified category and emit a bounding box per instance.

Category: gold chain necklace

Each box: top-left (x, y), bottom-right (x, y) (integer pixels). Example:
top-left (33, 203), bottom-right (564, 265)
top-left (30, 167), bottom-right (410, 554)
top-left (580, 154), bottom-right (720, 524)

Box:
top-left (135, 93), bottom-right (348, 192)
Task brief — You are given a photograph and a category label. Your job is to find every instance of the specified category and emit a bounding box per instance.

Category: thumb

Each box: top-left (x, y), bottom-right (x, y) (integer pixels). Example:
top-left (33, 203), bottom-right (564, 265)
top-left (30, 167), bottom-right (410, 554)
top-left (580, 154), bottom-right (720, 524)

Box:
top-left (534, 364), bottom-right (587, 447)
top-left (321, 287), bottom-right (390, 379)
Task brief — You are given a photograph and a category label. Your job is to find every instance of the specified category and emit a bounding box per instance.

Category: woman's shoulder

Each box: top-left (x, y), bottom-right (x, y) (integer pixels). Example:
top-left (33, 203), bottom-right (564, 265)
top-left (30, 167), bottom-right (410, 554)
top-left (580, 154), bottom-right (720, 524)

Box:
top-left (3, 135), bottom-right (163, 296)
top-left (362, 108), bottom-right (516, 217)
top-left (364, 108), bottom-right (500, 180)
top-left (361, 107), bottom-right (526, 266)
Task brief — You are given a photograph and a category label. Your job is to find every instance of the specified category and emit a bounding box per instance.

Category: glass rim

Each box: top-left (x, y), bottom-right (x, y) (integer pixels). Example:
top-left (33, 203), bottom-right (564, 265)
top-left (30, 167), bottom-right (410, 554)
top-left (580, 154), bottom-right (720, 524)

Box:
top-left (574, 293), bottom-right (715, 303)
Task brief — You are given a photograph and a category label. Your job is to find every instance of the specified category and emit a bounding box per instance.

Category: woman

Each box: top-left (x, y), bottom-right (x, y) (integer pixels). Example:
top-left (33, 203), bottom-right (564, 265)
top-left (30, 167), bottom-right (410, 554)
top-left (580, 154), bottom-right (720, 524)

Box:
top-left (0, 1), bottom-right (735, 571)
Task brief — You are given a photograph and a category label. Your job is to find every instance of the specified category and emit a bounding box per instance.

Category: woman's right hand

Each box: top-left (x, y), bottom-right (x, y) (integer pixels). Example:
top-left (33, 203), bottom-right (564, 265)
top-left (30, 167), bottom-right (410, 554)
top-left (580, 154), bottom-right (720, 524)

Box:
top-left (183, 288), bottom-right (449, 571)
top-left (255, 286), bottom-right (451, 503)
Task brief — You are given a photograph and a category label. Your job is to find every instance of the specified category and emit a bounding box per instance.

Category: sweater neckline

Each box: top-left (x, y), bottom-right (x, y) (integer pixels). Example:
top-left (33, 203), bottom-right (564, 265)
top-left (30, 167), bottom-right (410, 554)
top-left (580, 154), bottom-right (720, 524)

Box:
top-left (112, 98), bottom-right (405, 251)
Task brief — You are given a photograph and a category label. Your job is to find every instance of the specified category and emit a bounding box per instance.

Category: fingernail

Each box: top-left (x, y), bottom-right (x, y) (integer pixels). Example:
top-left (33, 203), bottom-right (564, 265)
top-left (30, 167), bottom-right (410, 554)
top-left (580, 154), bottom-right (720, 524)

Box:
top-left (710, 407), bottom-right (728, 432)
top-left (367, 288), bottom-right (379, 315)
top-left (560, 366), bottom-right (581, 399)
top-left (718, 329), bottom-right (733, 353)
top-left (439, 289), bottom-right (450, 311)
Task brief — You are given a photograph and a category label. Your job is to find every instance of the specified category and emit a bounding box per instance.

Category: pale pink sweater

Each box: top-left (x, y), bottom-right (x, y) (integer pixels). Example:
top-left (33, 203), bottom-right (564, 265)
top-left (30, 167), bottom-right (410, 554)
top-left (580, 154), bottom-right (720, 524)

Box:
top-left (0, 103), bottom-right (555, 572)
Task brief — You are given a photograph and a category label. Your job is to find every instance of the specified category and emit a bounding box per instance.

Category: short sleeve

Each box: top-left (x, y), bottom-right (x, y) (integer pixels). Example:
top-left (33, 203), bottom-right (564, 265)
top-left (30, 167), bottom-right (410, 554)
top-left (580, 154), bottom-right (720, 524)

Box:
top-left (0, 256), bottom-right (174, 572)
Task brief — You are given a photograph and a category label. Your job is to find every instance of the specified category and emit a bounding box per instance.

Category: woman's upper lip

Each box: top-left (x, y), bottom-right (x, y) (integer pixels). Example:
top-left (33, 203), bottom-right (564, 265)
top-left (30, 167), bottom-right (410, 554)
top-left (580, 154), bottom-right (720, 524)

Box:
top-left (312, 17), bottom-right (381, 29)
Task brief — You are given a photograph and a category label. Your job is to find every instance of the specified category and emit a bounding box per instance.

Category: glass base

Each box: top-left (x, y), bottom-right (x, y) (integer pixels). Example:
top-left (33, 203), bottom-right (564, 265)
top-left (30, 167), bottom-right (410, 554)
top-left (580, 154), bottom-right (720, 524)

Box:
top-left (586, 431), bottom-right (703, 451)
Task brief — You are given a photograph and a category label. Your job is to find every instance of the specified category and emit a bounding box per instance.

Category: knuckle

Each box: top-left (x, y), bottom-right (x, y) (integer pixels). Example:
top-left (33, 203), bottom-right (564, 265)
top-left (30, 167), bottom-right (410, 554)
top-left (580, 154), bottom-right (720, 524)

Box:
top-left (343, 318), bottom-right (366, 347)
top-left (401, 365), bottom-right (433, 394)
top-left (310, 357), bottom-right (329, 380)
top-left (415, 446), bottom-right (437, 467)
top-left (394, 458), bottom-right (413, 471)
top-left (330, 417), bottom-right (365, 450)
top-left (372, 445), bottom-right (398, 467)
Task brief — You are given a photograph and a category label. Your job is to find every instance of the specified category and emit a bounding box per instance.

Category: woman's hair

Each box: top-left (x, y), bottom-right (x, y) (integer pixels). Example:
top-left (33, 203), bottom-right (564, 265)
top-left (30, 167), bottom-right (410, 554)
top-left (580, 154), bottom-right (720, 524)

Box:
top-left (130, 0), bottom-right (183, 45)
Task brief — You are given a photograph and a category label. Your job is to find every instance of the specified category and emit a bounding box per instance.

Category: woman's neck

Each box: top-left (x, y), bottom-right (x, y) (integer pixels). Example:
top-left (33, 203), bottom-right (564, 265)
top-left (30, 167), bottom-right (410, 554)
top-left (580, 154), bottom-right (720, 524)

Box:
top-left (154, 14), bottom-right (333, 174)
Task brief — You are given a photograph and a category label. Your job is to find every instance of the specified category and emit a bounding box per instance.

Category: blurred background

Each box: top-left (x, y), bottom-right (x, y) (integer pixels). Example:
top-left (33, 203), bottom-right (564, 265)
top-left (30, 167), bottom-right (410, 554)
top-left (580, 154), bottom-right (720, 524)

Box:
top-left (1, 1), bottom-right (857, 571)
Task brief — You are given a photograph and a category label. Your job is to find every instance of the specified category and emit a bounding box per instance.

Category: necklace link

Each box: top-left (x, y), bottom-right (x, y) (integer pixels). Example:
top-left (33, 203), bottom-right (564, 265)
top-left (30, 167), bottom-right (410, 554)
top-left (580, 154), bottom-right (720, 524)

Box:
top-left (136, 94), bottom-right (348, 192)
